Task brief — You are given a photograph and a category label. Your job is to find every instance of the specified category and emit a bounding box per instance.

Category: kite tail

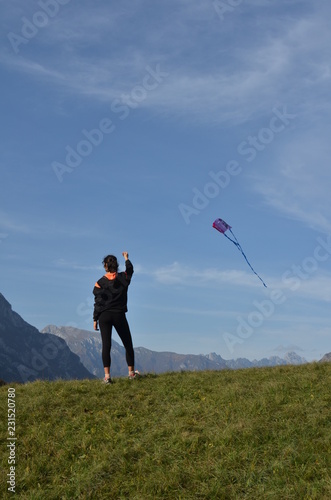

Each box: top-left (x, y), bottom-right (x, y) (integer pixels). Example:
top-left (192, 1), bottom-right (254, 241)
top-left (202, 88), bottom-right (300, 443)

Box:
top-left (224, 230), bottom-right (267, 288)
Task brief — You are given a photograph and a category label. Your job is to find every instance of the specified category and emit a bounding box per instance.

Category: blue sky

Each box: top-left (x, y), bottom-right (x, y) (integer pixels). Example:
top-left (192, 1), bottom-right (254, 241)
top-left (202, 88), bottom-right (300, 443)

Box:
top-left (1, 0), bottom-right (331, 362)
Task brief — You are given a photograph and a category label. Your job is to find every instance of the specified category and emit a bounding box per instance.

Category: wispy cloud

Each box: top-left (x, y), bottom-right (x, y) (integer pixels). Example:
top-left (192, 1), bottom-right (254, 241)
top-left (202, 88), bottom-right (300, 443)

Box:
top-left (53, 259), bottom-right (102, 272)
top-left (151, 261), bottom-right (331, 305)
top-left (2, 2), bottom-right (330, 125)
top-left (139, 302), bottom-right (236, 318)
top-left (273, 344), bottom-right (304, 353)
top-left (153, 262), bottom-right (263, 288)
top-left (0, 211), bottom-right (31, 234)
top-left (0, 211), bottom-right (96, 239)
top-left (291, 274), bottom-right (331, 303)
top-left (0, 55), bottom-right (66, 81)
top-left (250, 131), bottom-right (331, 232)
top-left (53, 259), bottom-right (145, 273)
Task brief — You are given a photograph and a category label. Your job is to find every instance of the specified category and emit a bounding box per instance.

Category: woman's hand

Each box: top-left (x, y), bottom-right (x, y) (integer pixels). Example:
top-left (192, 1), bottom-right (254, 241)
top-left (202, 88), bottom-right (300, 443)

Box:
top-left (94, 321), bottom-right (99, 331)
top-left (122, 251), bottom-right (129, 261)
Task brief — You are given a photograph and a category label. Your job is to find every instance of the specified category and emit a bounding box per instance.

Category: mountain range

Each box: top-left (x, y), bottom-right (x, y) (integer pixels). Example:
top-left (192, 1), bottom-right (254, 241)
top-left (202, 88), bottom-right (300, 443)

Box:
top-left (41, 324), bottom-right (310, 378)
top-left (0, 291), bottom-right (329, 383)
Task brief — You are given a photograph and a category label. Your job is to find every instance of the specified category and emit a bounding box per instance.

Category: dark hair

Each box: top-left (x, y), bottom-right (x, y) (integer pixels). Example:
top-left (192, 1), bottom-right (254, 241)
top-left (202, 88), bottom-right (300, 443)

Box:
top-left (102, 255), bottom-right (119, 273)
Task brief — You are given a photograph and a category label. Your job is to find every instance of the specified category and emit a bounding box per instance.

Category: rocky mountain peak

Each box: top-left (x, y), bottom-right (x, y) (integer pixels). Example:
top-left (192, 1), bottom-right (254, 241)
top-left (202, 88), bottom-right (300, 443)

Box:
top-left (0, 293), bottom-right (95, 383)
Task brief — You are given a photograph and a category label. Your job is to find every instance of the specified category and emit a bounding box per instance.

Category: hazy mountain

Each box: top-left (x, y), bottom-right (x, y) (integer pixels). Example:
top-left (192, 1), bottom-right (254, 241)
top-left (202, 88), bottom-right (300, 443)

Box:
top-left (207, 351), bottom-right (307, 369)
top-left (41, 325), bottom-right (308, 378)
top-left (41, 325), bottom-right (229, 377)
top-left (284, 351), bottom-right (307, 365)
top-left (319, 352), bottom-right (331, 363)
top-left (0, 293), bottom-right (95, 383)
top-left (134, 346), bottom-right (228, 374)
top-left (41, 324), bottom-right (125, 377)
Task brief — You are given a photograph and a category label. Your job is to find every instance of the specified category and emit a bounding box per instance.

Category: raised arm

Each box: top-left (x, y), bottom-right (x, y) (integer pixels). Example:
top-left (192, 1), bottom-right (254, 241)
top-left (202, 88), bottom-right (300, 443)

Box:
top-left (123, 251), bottom-right (133, 280)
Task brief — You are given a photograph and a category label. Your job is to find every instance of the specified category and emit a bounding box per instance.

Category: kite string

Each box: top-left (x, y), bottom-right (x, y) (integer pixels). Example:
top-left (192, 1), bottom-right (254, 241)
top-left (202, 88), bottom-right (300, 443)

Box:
top-left (224, 230), bottom-right (267, 288)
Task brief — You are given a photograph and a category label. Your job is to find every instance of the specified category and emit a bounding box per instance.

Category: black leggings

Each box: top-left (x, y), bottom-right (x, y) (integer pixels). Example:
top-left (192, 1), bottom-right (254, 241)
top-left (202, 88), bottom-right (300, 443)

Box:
top-left (98, 310), bottom-right (134, 368)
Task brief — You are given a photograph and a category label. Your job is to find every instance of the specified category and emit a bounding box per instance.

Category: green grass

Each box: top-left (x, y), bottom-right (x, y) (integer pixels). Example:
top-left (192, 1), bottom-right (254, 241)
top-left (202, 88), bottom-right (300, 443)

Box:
top-left (1, 363), bottom-right (330, 499)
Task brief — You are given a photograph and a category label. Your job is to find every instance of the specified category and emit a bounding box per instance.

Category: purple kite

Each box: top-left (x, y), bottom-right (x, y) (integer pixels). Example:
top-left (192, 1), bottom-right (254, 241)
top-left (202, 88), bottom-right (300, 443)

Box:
top-left (213, 218), bottom-right (267, 288)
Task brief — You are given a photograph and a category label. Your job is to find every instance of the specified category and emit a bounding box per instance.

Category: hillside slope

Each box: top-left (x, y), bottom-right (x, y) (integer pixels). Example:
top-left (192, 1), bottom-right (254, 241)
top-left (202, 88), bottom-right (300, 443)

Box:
top-left (0, 363), bottom-right (330, 499)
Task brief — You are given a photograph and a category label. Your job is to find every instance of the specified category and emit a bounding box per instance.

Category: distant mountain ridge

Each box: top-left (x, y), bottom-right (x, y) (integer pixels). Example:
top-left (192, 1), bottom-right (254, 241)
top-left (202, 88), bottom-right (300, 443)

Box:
top-left (319, 352), bottom-right (331, 363)
top-left (41, 325), bottom-right (309, 378)
top-left (0, 294), bottom-right (95, 383)
top-left (1, 291), bottom-right (327, 384)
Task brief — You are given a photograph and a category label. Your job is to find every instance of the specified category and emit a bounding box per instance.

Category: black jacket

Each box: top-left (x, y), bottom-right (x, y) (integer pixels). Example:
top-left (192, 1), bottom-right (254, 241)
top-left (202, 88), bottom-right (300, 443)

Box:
top-left (93, 259), bottom-right (134, 320)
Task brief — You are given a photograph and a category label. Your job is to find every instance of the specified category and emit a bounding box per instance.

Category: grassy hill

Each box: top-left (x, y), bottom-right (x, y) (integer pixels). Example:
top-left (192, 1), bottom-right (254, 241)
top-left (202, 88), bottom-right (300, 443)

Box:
top-left (1, 363), bottom-right (330, 499)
